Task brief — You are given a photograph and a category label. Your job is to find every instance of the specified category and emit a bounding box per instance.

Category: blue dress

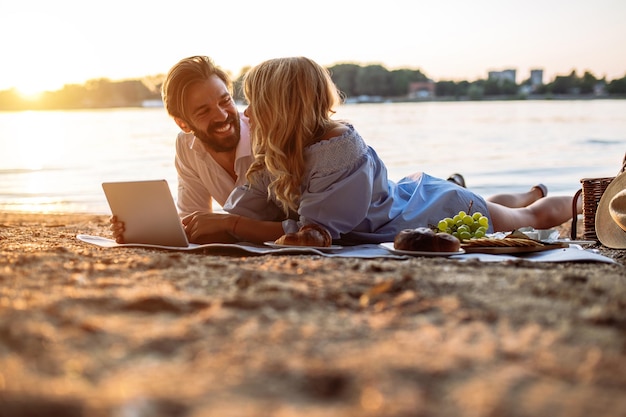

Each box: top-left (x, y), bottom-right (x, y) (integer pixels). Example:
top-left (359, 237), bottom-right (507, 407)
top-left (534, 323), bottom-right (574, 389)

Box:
top-left (224, 124), bottom-right (492, 244)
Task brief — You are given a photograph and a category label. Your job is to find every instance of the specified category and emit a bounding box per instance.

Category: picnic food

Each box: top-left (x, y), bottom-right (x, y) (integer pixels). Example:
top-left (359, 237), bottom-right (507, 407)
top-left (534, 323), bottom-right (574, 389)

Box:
top-left (275, 224), bottom-right (332, 247)
top-left (461, 229), bottom-right (545, 247)
top-left (459, 229), bottom-right (562, 253)
top-left (394, 227), bottom-right (461, 252)
top-left (437, 210), bottom-right (489, 241)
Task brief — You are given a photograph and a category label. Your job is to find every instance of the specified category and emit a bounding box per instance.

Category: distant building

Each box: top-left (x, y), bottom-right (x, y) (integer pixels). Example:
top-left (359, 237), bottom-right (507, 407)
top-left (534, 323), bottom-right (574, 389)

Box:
top-left (530, 69), bottom-right (544, 87)
top-left (594, 82), bottom-right (607, 96)
top-left (488, 69), bottom-right (517, 84)
top-left (408, 80), bottom-right (435, 99)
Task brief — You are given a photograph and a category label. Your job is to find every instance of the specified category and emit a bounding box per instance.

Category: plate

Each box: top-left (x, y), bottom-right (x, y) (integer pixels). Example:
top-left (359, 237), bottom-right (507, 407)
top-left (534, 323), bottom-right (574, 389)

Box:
top-left (263, 241), bottom-right (342, 251)
top-left (379, 242), bottom-right (465, 257)
top-left (551, 239), bottom-right (596, 246)
top-left (461, 242), bottom-right (569, 254)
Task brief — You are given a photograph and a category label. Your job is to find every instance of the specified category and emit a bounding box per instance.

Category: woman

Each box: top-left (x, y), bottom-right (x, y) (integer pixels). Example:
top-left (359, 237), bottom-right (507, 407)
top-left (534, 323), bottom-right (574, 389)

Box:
top-left (183, 57), bottom-right (579, 245)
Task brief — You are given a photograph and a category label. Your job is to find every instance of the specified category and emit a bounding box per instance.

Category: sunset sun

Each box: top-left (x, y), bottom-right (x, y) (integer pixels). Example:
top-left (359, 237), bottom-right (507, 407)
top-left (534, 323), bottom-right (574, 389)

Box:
top-left (15, 86), bottom-right (44, 101)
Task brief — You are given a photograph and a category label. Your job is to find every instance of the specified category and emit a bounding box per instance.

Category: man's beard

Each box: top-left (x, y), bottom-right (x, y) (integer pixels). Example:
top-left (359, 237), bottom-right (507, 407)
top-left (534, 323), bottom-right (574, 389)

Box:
top-left (192, 112), bottom-right (241, 153)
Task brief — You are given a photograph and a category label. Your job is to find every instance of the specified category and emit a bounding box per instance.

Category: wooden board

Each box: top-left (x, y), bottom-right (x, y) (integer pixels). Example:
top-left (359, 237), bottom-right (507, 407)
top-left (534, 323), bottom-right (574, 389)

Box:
top-left (461, 242), bottom-right (569, 254)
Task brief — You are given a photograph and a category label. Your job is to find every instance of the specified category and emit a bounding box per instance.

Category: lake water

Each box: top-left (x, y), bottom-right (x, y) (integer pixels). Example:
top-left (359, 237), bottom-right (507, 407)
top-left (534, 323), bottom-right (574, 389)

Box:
top-left (1, 100), bottom-right (624, 215)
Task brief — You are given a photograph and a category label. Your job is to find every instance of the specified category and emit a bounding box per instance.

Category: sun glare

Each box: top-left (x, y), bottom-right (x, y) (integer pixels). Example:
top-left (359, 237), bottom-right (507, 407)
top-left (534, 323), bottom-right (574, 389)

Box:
top-left (15, 87), bottom-right (44, 101)
top-left (9, 74), bottom-right (65, 100)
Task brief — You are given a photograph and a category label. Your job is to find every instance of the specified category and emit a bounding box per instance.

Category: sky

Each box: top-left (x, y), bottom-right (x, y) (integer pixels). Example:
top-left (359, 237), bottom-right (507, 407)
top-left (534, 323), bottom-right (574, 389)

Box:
top-left (2, 0), bottom-right (625, 95)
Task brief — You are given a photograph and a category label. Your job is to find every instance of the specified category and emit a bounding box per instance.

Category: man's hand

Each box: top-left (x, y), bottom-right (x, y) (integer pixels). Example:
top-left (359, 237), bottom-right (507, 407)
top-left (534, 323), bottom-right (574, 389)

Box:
top-left (182, 212), bottom-right (239, 244)
top-left (109, 215), bottom-right (125, 244)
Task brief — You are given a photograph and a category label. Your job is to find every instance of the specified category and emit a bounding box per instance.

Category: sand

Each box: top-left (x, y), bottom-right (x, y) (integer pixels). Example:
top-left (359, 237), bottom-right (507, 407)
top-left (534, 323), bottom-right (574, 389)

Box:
top-left (1, 212), bottom-right (625, 417)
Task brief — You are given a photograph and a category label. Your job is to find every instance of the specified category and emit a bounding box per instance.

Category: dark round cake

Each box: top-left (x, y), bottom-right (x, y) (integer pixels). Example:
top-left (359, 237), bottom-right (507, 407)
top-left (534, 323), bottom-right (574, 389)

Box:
top-left (394, 227), bottom-right (461, 252)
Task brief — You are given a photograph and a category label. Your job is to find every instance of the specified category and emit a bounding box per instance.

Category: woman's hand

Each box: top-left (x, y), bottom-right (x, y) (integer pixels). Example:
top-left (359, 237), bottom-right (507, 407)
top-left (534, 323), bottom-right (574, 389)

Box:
top-left (181, 212), bottom-right (240, 244)
top-left (109, 215), bottom-right (125, 244)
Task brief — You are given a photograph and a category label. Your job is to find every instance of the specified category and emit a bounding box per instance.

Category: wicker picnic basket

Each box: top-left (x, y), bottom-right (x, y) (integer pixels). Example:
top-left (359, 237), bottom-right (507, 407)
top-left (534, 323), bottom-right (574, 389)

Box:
top-left (571, 153), bottom-right (626, 241)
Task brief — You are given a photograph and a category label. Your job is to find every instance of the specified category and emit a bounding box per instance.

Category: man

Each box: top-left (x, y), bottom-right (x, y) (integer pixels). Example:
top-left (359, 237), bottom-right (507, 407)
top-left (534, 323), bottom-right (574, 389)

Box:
top-left (110, 55), bottom-right (253, 242)
top-left (162, 55), bottom-right (254, 215)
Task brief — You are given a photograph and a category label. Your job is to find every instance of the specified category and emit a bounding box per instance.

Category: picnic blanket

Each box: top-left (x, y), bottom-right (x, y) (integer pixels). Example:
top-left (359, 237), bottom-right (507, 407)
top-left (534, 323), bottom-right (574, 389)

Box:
top-left (76, 235), bottom-right (618, 264)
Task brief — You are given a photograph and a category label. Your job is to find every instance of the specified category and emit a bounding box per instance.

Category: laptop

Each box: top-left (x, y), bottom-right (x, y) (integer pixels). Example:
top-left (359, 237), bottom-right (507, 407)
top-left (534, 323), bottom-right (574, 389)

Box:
top-left (102, 179), bottom-right (190, 247)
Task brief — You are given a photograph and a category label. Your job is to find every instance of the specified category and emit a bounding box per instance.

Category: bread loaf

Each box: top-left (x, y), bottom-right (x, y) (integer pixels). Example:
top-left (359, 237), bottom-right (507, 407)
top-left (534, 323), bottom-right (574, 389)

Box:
top-left (275, 224), bottom-right (332, 247)
top-left (394, 227), bottom-right (461, 252)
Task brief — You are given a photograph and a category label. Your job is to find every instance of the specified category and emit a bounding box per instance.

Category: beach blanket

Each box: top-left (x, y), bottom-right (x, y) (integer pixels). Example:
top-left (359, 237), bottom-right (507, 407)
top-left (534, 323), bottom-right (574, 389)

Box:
top-left (76, 234), bottom-right (618, 264)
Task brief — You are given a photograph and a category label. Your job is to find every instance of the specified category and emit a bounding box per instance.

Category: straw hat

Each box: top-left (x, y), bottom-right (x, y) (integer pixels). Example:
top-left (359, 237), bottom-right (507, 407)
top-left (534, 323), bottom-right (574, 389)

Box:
top-left (596, 171), bottom-right (626, 249)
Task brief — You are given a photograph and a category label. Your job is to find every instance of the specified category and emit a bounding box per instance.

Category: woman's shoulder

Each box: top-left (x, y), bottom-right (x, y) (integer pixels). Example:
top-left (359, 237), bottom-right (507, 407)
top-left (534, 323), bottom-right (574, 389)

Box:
top-left (305, 124), bottom-right (369, 175)
top-left (319, 123), bottom-right (350, 141)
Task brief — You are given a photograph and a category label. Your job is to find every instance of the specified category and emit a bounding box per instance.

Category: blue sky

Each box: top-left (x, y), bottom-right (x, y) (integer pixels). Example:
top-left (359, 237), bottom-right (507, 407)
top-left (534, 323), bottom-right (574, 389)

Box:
top-left (2, 0), bottom-right (625, 94)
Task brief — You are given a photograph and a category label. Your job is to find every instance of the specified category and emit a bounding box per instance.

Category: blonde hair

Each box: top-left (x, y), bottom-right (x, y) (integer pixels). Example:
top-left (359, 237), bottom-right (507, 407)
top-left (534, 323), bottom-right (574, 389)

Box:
top-left (243, 57), bottom-right (342, 214)
top-left (162, 56), bottom-right (232, 122)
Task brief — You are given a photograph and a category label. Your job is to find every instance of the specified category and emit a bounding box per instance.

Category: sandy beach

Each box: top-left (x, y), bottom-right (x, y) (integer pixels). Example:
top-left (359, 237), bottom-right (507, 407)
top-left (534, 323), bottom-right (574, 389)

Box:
top-left (1, 211), bottom-right (625, 417)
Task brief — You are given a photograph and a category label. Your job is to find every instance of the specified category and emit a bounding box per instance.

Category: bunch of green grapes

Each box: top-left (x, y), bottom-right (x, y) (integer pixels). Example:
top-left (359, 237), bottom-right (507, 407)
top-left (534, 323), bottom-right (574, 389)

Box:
top-left (437, 211), bottom-right (489, 241)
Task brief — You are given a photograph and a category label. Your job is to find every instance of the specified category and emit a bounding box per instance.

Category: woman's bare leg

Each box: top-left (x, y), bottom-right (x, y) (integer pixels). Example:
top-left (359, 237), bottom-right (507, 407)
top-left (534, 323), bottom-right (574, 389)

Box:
top-left (448, 174), bottom-right (548, 209)
top-left (487, 195), bottom-right (581, 232)
top-left (487, 185), bottom-right (547, 208)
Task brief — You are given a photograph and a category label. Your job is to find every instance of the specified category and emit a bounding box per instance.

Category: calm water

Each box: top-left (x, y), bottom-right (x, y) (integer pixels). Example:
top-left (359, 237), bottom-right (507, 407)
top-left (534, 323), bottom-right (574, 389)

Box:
top-left (1, 100), bottom-right (624, 214)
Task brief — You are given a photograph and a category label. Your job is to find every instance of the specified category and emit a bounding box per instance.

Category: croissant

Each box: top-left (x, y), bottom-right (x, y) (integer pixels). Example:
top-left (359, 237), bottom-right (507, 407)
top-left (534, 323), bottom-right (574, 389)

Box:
top-left (275, 224), bottom-right (332, 247)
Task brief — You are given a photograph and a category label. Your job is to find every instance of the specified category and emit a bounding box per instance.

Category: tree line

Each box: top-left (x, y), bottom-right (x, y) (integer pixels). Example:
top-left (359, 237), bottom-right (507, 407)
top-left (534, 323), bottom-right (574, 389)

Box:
top-left (1, 64), bottom-right (625, 111)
